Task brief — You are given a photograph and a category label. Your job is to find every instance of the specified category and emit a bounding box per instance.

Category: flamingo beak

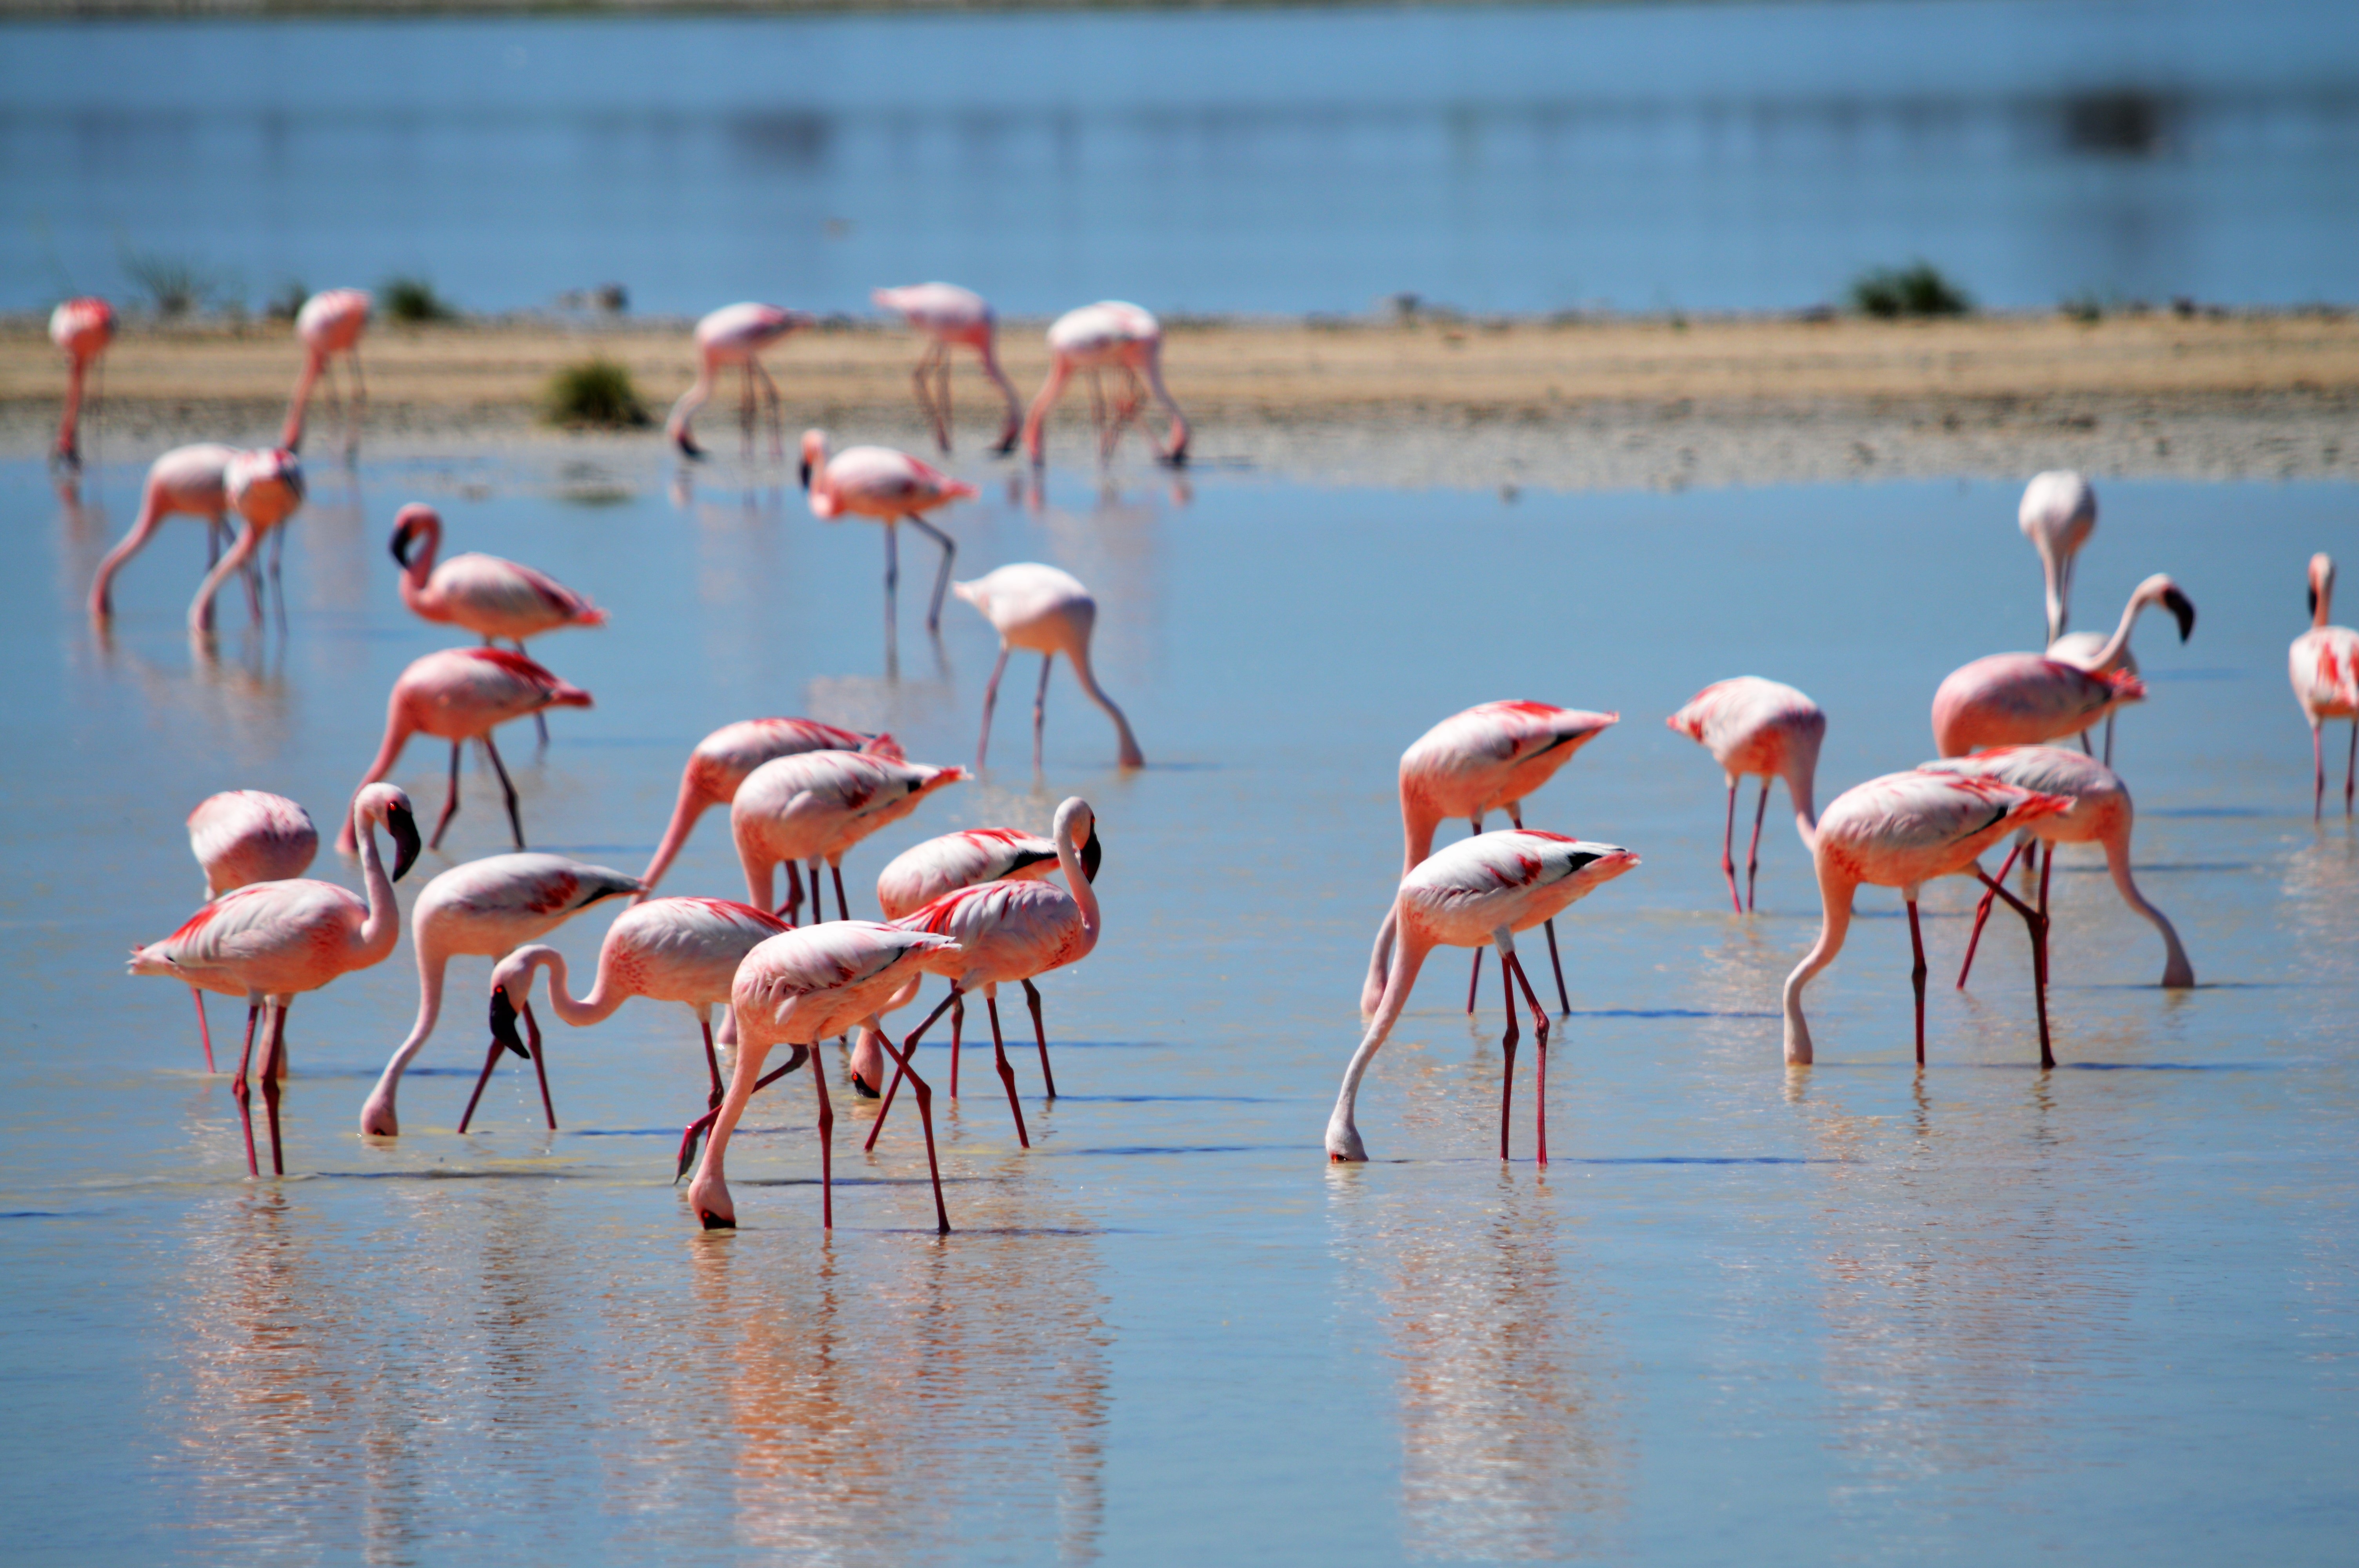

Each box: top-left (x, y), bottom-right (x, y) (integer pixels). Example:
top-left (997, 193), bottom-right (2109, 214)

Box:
top-left (798, 456), bottom-right (812, 489)
top-left (2310, 586), bottom-right (2320, 617)
top-left (1080, 827), bottom-right (1103, 884)
top-left (489, 988), bottom-right (531, 1060)
top-left (850, 1072), bottom-right (880, 1099)
top-left (674, 429), bottom-right (706, 461)
top-left (388, 521), bottom-right (414, 568)
top-left (386, 802), bottom-right (422, 881)
top-left (2163, 586), bottom-right (2197, 641)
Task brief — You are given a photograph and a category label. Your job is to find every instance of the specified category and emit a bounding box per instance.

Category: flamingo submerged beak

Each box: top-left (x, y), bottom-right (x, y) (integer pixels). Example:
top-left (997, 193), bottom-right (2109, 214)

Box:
top-left (674, 428), bottom-right (706, 462)
top-left (489, 988), bottom-right (533, 1060)
top-left (850, 1072), bottom-right (880, 1099)
top-left (386, 802), bottom-right (422, 881)
top-left (1080, 827), bottom-right (1103, 884)
top-left (2164, 585), bottom-right (2197, 641)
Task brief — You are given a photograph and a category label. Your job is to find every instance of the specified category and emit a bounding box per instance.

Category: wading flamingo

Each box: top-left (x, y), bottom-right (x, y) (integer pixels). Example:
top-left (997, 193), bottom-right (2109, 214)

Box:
top-left (954, 563), bottom-right (1145, 771)
top-left (130, 785), bottom-right (420, 1174)
top-left (2044, 573), bottom-right (2199, 763)
top-left (87, 443), bottom-right (238, 619)
top-left (2292, 553), bottom-right (2359, 818)
top-left (1781, 771), bottom-right (2071, 1070)
top-left (1021, 302), bottom-right (1189, 467)
top-left (685, 921), bottom-right (963, 1232)
top-left (473, 898), bottom-right (787, 1161)
top-left (1923, 747), bottom-right (2194, 990)
top-left (1931, 656), bottom-right (2146, 759)
top-left (338, 648), bottom-right (592, 855)
top-left (49, 297), bottom-right (114, 470)
top-left (666, 303), bottom-right (812, 459)
top-left (182, 790), bottom-right (320, 1072)
top-left (1666, 677), bottom-right (1825, 914)
top-left (865, 797), bottom-right (1103, 1138)
top-left (281, 288), bottom-right (371, 456)
top-left (357, 851), bottom-right (642, 1136)
top-left (640, 718), bottom-right (901, 898)
top-left (2021, 470), bottom-right (2097, 644)
top-left (731, 751), bottom-right (967, 923)
top-left (1363, 702), bottom-right (1620, 1019)
top-left (1327, 832), bottom-right (1639, 1165)
top-left (188, 448), bottom-right (305, 636)
top-left (873, 283), bottom-right (1023, 454)
top-left (802, 430), bottom-right (976, 635)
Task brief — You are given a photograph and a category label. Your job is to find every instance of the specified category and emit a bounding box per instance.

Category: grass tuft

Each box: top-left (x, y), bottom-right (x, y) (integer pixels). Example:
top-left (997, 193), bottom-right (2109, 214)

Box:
top-left (123, 252), bottom-right (213, 318)
top-left (380, 275), bottom-right (457, 323)
top-left (543, 358), bottom-right (649, 428)
top-left (1848, 261), bottom-right (1972, 319)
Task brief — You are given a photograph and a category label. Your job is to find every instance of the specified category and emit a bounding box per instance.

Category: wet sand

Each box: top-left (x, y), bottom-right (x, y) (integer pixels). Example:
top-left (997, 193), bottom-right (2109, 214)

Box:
top-left (5, 311), bottom-right (2354, 491)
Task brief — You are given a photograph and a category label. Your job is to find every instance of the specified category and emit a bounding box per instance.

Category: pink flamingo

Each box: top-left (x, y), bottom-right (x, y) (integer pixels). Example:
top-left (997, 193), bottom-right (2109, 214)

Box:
top-left (639, 718), bottom-right (902, 898)
top-left (1362, 701), bottom-right (1620, 1018)
top-left (1781, 771), bottom-right (2072, 1070)
top-left (49, 297), bottom-right (114, 470)
top-left (685, 921), bottom-right (963, 1232)
top-left (873, 283), bottom-right (1023, 454)
top-left (954, 563), bottom-right (1145, 771)
top-left (864, 797), bottom-right (1103, 1141)
top-left (666, 303), bottom-right (813, 459)
top-left (2020, 470), bottom-right (2098, 644)
top-left (356, 851), bottom-right (643, 1137)
top-left (337, 648), bottom-right (592, 856)
top-left (187, 448), bottom-right (305, 636)
top-left (182, 789), bottom-right (320, 1072)
top-left (2044, 573), bottom-right (2199, 764)
top-left (280, 288), bottom-right (371, 455)
top-left (1327, 832), bottom-right (1640, 1165)
top-left (129, 785), bottom-right (420, 1174)
top-left (87, 443), bottom-right (239, 619)
top-left (731, 751), bottom-right (967, 923)
top-left (2293, 553), bottom-right (2359, 818)
top-left (1667, 677), bottom-right (1825, 914)
top-left (1931, 656), bottom-right (2146, 760)
top-left (473, 897), bottom-right (787, 1163)
top-left (1925, 747), bottom-right (2194, 990)
top-left (801, 430), bottom-right (976, 635)
top-left (1021, 302), bottom-right (1189, 467)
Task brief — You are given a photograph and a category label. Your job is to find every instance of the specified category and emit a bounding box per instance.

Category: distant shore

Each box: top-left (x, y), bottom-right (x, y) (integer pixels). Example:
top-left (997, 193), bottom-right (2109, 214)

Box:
top-left (5, 310), bottom-right (2354, 492)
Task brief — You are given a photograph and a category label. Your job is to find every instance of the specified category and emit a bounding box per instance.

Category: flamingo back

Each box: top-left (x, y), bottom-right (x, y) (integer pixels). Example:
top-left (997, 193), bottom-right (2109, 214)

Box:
top-left (189, 790), bottom-right (320, 896)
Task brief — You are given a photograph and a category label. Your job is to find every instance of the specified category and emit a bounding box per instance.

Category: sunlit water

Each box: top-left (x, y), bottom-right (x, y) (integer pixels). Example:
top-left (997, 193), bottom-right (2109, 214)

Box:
top-left (3, 445), bottom-right (2355, 1564)
top-left (6, 0), bottom-right (2358, 318)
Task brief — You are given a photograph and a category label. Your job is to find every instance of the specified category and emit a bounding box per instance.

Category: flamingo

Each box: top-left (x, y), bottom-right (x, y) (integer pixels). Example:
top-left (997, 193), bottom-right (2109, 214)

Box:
top-left (1326, 832), bottom-right (1640, 1165)
top-left (801, 430), bottom-right (976, 636)
top-left (280, 288), bottom-right (371, 456)
top-left (87, 443), bottom-right (239, 620)
top-left (954, 564), bottom-right (1145, 771)
top-left (872, 283), bottom-right (1023, 455)
top-left (731, 751), bottom-right (967, 923)
top-left (337, 648), bottom-right (592, 856)
top-left (639, 718), bottom-right (902, 898)
top-left (2292, 553), bottom-right (2359, 818)
top-left (1021, 302), bottom-right (1189, 466)
top-left (875, 824), bottom-right (1100, 920)
top-left (1931, 655), bottom-right (2146, 759)
top-left (1362, 701), bottom-right (1620, 1019)
top-left (182, 790), bottom-right (320, 1072)
top-left (666, 303), bottom-right (813, 459)
top-left (2021, 470), bottom-right (2097, 644)
top-left (187, 448), bottom-right (304, 636)
top-left (1924, 747), bottom-right (2194, 991)
top-left (471, 897), bottom-right (787, 1161)
top-left (865, 796), bottom-right (1103, 1139)
top-left (49, 296), bottom-right (114, 470)
top-left (685, 921), bottom-right (963, 1232)
top-left (129, 785), bottom-right (420, 1174)
top-left (1781, 771), bottom-right (2072, 1070)
top-left (2043, 573), bottom-right (2199, 763)
top-left (356, 851), bottom-right (643, 1137)
top-left (1666, 677), bottom-right (1825, 914)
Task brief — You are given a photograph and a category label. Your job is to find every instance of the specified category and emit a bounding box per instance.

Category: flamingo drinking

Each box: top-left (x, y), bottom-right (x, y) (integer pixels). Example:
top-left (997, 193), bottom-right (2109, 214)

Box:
top-left (954, 563), bottom-right (1145, 771)
top-left (2044, 573), bottom-right (2199, 763)
top-left (731, 751), bottom-right (967, 922)
top-left (1666, 677), bottom-right (1825, 913)
top-left (640, 718), bottom-right (902, 898)
top-left (873, 283), bottom-right (1023, 454)
top-left (49, 297), bottom-right (114, 470)
top-left (1021, 303), bottom-right (1189, 466)
top-left (182, 790), bottom-right (320, 1071)
top-left (666, 303), bottom-right (812, 459)
top-left (2292, 553), bottom-right (2359, 818)
top-left (801, 430), bottom-right (976, 636)
top-left (2020, 470), bottom-right (2097, 644)
top-left (87, 443), bottom-right (238, 620)
top-left (281, 289), bottom-right (371, 456)
top-left (187, 448), bottom-right (305, 636)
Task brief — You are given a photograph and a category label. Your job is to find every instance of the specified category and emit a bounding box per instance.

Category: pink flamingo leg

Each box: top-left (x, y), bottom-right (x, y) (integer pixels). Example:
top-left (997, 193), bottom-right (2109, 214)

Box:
top-left (258, 1002), bottom-right (289, 1177)
top-left (190, 987), bottom-right (216, 1074)
top-left (866, 989), bottom-right (958, 1150)
top-left (1022, 977), bottom-right (1057, 1098)
top-left (975, 647), bottom-right (1011, 769)
top-left (1496, 946), bottom-right (1519, 1161)
top-left (479, 731), bottom-right (527, 850)
top-left (431, 742), bottom-right (463, 849)
top-left (1507, 806), bottom-right (1572, 1013)
top-left (2346, 720), bottom-right (2357, 816)
top-left (231, 1002), bottom-right (263, 1175)
top-left (1907, 898), bottom-right (1928, 1067)
top-left (811, 1033), bottom-right (835, 1229)
top-left (457, 1034), bottom-right (507, 1134)
top-left (1745, 779), bottom-right (1772, 913)
top-left (951, 992), bottom-right (963, 1098)
top-left (869, 1025), bottom-right (951, 1233)
top-left (1505, 952), bottom-right (1552, 1166)
top-left (831, 864), bottom-right (851, 923)
top-left (1033, 653), bottom-right (1053, 772)
top-left (700, 1016), bottom-right (722, 1104)
top-left (985, 994), bottom-right (1030, 1147)
top-left (1956, 839), bottom-right (2028, 988)
top-left (1719, 777), bottom-right (1743, 915)
top-left (525, 1002), bottom-right (556, 1131)
top-left (1465, 818), bottom-right (1487, 1013)
top-left (675, 1047), bottom-right (807, 1180)
top-left (1976, 868), bottom-right (2054, 1069)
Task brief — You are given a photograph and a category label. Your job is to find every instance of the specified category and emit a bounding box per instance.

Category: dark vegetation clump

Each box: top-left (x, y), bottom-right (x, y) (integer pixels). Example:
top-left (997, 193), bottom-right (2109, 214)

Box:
top-left (1848, 261), bottom-right (1972, 319)
top-left (380, 275), bottom-right (457, 323)
top-left (122, 252), bottom-right (213, 318)
top-left (543, 358), bottom-right (649, 428)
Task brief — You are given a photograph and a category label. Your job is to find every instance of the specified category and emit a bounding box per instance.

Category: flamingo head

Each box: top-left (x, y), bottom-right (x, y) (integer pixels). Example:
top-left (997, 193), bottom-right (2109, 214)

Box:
top-left (354, 784), bottom-right (421, 880)
top-left (2136, 573), bottom-right (2197, 642)
top-left (227, 448), bottom-right (305, 528)
top-left (1053, 797), bottom-right (1097, 867)
top-left (487, 958), bottom-right (548, 1062)
top-left (1078, 817), bottom-right (1103, 884)
top-left (388, 503), bottom-right (440, 569)
top-left (799, 428), bottom-right (829, 491)
top-left (2311, 554), bottom-right (2336, 621)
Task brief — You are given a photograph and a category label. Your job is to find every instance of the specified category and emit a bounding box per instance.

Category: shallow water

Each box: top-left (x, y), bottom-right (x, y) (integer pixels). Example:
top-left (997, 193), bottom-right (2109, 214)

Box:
top-left (4, 446), bottom-right (2356, 1564)
top-left (6, 0), bottom-right (2358, 317)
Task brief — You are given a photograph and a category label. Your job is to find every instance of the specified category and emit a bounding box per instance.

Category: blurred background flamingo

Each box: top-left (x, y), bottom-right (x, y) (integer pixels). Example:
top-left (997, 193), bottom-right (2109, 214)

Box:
top-left (873, 282), bottom-right (1022, 454)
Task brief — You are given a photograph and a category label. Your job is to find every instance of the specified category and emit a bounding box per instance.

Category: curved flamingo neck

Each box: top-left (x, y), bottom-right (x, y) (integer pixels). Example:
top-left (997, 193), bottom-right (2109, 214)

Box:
top-left (282, 348), bottom-right (327, 450)
top-left (1062, 636), bottom-right (1143, 768)
top-left (534, 949), bottom-right (626, 1027)
top-left (638, 770), bottom-right (719, 898)
top-left (1057, 814), bottom-right (1101, 946)
top-left (353, 808), bottom-right (400, 962)
top-left (399, 514), bottom-right (442, 604)
top-left (340, 705), bottom-right (421, 851)
top-left (187, 520), bottom-right (265, 637)
top-left (2317, 570), bottom-right (2336, 630)
top-left (2088, 582), bottom-right (2159, 671)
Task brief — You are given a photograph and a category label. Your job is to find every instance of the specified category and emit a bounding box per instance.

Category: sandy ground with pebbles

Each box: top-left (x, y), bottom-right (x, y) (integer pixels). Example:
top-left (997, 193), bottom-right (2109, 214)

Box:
top-left (5, 312), bottom-right (2355, 492)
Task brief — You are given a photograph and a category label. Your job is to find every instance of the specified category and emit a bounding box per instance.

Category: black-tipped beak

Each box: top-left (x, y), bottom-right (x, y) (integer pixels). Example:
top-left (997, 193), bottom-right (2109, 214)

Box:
top-left (490, 988), bottom-right (531, 1059)
top-left (851, 1072), bottom-right (880, 1100)
top-left (2164, 586), bottom-right (2196, 642)
top-left (387, 802), bottom-right (422, 881)
top-left (675, 430), bottom-right (705, 461)
top-left (1080, 827), bottom-right (1103, 884)
top-left (798, 457), bottom-right (812, 489)
top-left (2310, 587), bottom-right (2320, 617)
top-left (388, 521), bottom-right (414, 568)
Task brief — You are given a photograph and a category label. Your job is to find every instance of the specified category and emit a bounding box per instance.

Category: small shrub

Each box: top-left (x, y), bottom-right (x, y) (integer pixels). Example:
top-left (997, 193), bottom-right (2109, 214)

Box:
top-left (123, 252), bottom-right (212, 318)
top-left (2060, 292), bottom-right (2105, 324)
top-left (543, 358), bottom-right (649, 428)
top-left (380, 275), bottom-right (456, 323)
top-left (1849, 261), bottom-right (1972, 319)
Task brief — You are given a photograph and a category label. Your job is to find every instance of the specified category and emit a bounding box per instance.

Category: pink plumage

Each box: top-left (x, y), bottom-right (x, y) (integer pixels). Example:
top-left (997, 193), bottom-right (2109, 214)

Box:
top-left (730, 750), bottom-right (967, 921)
top-left (801, 429), bottom-right (976, 634)
top-left (873, 282), bottom-right (1023, 454)
top-left (2292, 553), bottom-right (2359, 817)
top-left (1020, 301), bottom-right (1189, 466)
top-left (48, 296), bottom-right (113, 469)
top-left (875, 826), bottom-right (1074, 920)
top-left (954, 563), bottom-right (1145, 770)
top-left (189, 448), bottom-right (306, 637)
top-left (640, 717), bottom-right (903, 897)
top-left (391, 503), bottom-right (606, 643)
top-left (1667, 676), bottom-right (1825, 913)
top-left (281, 288), bottom-right (371, 454)
top-left (665, 301), bottom-right (813, 458)
top-left (88, 444), bottom-right (238, 619)
top-left (1931, 655), bottom-right (2145, 757)
top-left (189, 791), bottom-right (318, 897)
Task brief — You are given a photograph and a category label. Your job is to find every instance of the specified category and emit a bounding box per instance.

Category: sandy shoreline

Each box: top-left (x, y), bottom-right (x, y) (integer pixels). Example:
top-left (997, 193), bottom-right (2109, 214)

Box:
top-left (6, 312), bottom-right (2354, 491)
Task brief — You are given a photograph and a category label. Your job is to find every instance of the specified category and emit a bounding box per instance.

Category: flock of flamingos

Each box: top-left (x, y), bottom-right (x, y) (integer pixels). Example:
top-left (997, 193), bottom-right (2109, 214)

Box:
top-left (41, 284), bottom-right (2359, 1235)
